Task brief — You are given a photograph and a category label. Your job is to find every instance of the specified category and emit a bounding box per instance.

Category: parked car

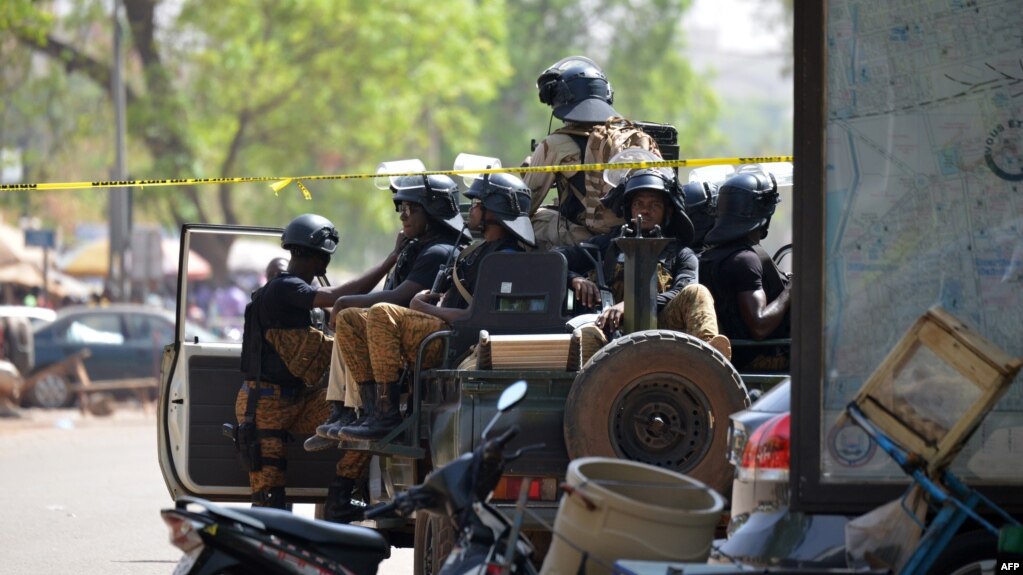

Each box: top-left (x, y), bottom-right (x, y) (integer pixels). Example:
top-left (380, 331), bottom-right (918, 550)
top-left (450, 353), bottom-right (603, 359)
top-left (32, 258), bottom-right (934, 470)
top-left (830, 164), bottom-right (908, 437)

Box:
top-left (0, 305), bottom-right (57, 328)
top-left (717, 379), bottom-right (999, 575)
top-left (25, 304), bottom-right (222, 408)
top-left (0, 306), bottom-right (56, 377)
top-left (712, 378), bottom-right (850, 568)
top-left (726, 378), bottom-right (791, 533)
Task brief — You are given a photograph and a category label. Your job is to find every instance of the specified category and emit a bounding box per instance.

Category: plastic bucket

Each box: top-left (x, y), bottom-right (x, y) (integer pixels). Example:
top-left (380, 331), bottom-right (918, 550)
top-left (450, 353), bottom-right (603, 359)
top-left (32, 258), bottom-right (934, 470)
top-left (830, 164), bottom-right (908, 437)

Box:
top-left (540, 457), bottom-right (725, 575)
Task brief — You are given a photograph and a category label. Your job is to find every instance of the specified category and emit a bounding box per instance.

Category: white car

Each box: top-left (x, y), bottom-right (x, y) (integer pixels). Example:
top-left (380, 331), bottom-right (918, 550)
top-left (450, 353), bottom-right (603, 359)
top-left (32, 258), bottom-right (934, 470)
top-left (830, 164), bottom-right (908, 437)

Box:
top-left (0, 305), bottom-right (57, 328)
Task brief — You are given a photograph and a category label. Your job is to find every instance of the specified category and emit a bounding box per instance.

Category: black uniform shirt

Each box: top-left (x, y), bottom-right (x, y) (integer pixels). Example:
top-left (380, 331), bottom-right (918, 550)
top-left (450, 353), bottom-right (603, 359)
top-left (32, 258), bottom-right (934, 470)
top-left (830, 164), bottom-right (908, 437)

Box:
top-left (700, 244), bottom-right (790, 341)
top-left (442, 237), bottom-right (522, 310)
top-left (385, 232), bottom-right (460, 291)
top-left (257, 273), bottom-right (318, 387)
top-left (557, 228), bottom-right (698, 313)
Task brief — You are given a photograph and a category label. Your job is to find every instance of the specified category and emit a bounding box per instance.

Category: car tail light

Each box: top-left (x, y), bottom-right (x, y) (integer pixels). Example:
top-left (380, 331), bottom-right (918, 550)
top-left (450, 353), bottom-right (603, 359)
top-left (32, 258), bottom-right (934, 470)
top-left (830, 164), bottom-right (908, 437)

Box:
top-left (491, 476), bottom-right (559, 501)
top-left (737, 412), bottom-right (790, 482)
top-left (727, 425), bottom-right (748, 466)
top-left (161, 510), bottom-right (204, 553)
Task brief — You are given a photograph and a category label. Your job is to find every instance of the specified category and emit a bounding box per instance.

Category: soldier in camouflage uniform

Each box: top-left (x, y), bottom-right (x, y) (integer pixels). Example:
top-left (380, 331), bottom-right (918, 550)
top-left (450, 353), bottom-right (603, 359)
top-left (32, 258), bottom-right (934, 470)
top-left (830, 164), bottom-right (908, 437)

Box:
top-left (555, 169), bottom-right (731, 359)
top-left (526, 56), bottom-right (621, 250)
top-left (336, 173), bottom-right (536, 440)
top-left (306, 174), bottom-right (469, 447)
top-left (236, 214), bottom-right (371, 521)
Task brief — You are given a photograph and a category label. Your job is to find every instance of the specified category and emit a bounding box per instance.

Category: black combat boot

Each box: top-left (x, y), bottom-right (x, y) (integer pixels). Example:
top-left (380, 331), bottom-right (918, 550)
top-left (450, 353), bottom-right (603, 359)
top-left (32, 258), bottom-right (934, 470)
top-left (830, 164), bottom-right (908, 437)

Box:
top-left (317, 401), bottom-right (358, 440)
top-left (324, 477), bottom-right (366, 523)
top-left (342, 382), bottom-right (401, 440)
top-left (252, 486), bottom-right (287, 509)
top-left (315, 402), bottom-right (351, 438)
top-left (339, 383), bottom-right (377, 437)
top-left (305, 401), bottom-right (353, 451)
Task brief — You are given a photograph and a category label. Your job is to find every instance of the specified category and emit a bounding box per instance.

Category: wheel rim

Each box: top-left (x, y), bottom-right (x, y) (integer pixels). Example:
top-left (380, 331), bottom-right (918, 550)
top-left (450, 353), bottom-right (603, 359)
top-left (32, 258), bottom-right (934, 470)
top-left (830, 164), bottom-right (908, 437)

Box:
top-left (32, 374), bottom-right (70, 408)
top-left (423, 519), bottom-right (436, 575)
top-left (948, 559), bottom-right (997, 575)
top-left (609, 373), bottom-right (714, 472)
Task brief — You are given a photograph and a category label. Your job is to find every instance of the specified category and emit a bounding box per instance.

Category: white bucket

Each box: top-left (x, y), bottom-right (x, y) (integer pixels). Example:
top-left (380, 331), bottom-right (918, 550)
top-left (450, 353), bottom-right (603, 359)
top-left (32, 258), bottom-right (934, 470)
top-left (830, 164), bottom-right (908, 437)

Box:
top-left (540, 457), bottom-right (725, 575)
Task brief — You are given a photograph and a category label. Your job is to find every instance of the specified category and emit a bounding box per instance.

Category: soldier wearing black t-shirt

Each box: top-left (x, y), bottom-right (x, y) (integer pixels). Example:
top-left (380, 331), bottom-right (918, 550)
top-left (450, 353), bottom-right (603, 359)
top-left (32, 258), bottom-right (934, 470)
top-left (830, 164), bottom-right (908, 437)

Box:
top-left (700, 173), bottom-right (791, 368)
top-left (335, 173), bottom-right (535, 442)
top-left (236, 214), bottom-right (370, 515)
top-left (309, 175), bottom-right (469, 445)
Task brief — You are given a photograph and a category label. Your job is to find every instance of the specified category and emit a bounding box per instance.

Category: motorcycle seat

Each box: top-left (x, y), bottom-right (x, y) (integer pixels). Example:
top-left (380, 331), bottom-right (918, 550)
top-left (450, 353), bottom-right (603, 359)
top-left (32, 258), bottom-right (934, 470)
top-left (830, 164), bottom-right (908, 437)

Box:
top-left (239, 507), bottom-right (389, 554)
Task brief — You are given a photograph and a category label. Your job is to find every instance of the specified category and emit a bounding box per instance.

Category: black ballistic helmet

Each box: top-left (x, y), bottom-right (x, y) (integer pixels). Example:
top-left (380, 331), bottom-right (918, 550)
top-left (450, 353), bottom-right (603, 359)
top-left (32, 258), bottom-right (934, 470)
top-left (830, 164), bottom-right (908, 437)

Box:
top-left (611, 169), bottom-right (695, 246)
top-left (465, 173), bottom-right (536, 246)
top-left (537, 56), bottom-right (619, 124)
top-left (681, 181), bottom-right (719, 247)
top-left (391, 174), bottom-right (468, 236)
top-left (281, 214), bottom-right (339, 254)
top-left (704, 172), bottom-right (780, 246)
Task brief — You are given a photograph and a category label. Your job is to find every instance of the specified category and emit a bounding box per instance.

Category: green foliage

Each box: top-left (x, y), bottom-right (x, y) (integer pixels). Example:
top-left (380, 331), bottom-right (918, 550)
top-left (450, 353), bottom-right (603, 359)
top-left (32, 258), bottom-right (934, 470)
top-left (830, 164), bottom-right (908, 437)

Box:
top-left (2, 0), bottom-right (733, 273)
top-left (477, 0), bottom-right (723, 166)
top-left (162, 0), bottom-right (512, 267)
top-left (0, 0), bottom-right (53, 43)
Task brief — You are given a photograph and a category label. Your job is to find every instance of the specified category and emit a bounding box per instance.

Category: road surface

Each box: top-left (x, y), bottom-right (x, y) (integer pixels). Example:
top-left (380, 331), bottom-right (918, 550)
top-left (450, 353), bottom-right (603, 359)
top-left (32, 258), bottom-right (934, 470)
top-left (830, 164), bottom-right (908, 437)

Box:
top-left (0, 405), bottom-right (414, 574)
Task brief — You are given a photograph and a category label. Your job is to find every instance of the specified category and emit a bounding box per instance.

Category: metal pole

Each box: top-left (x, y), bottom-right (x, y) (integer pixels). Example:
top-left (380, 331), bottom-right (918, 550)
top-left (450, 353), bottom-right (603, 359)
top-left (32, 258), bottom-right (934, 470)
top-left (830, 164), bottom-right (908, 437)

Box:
top-left (42, 247), bottom-right (50, 307)
top-left (109, 0), bottom-right (130, 302)
top-left (615, 231), bottom-right (671, 334)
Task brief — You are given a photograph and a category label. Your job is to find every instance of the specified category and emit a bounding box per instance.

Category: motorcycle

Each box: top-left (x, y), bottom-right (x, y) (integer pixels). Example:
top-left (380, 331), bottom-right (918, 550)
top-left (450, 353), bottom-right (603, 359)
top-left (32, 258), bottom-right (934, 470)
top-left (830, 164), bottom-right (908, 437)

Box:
top-left (161, 495), bottom-right (389, 575)
top-left (366, 379), bottom-right (543, 575)
top-left (160, 380), bottom-right (537, 575)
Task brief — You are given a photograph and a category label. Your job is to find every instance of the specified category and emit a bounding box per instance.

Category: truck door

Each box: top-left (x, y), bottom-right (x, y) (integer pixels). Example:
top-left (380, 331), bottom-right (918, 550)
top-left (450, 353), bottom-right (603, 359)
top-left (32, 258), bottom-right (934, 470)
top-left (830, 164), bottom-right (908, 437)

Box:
top-left (157, 224), bottom-right (340, 503)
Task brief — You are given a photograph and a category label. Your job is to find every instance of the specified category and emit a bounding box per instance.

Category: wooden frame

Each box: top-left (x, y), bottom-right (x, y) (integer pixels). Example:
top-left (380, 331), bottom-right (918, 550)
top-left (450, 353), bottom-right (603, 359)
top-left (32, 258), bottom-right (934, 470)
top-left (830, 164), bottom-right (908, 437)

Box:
top-left (849, 307), bottom-right (1023, 475)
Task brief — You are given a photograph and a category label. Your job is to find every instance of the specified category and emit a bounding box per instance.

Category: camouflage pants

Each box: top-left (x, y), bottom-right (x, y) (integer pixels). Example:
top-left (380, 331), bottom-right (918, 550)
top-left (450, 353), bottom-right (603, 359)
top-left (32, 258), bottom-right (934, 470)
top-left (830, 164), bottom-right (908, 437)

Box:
top-left (574, 284), bottom-right (720, 355)
top-left (234, 382), bottom-right (371, 496)
top-left (658, 284), bottom-right (719, 341)
top-left (335, 303), bottom-right (446, 384)
top-left (263, 326), bottom-right (334, 387)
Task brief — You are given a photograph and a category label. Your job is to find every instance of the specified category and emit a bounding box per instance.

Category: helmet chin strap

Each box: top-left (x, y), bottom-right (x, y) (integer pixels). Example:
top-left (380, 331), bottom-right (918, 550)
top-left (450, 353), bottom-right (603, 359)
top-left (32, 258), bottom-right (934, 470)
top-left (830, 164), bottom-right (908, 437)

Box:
top-left (480, 211), bottom-right (498, 232)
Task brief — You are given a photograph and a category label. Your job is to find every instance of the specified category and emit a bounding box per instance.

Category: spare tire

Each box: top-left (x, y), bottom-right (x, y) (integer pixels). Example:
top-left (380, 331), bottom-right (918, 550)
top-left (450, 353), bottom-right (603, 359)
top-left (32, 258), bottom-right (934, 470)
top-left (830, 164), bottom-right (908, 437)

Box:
top-left (563, 330), bottom-right (749, 496)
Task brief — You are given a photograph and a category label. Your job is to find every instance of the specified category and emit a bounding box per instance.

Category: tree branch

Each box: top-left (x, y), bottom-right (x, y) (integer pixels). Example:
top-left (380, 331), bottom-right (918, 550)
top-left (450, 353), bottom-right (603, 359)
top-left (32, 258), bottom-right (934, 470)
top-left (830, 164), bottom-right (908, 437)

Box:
top-left (13, 30), bottom-right (138, 105)
top-left (216, 110), bottom-right (250, 224)
top-left (122, 0), bottom-right (207, 222)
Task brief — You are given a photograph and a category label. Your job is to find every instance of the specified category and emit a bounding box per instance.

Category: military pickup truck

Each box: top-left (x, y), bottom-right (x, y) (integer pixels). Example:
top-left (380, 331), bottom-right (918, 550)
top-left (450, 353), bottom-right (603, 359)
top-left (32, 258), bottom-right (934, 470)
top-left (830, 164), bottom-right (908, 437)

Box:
top-left (158, 164), bottom-right (792, 574)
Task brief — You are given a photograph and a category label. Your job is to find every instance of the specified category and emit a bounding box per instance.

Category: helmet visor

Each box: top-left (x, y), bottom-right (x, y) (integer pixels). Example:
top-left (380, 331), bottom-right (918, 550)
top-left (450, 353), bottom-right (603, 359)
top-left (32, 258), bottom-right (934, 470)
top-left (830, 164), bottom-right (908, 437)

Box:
top-left (603, 148), bottom-right (669, 188)
top-left (309, 226), bottom-right (339, 253)
top-left (375, 159), bottom-right (427, 190)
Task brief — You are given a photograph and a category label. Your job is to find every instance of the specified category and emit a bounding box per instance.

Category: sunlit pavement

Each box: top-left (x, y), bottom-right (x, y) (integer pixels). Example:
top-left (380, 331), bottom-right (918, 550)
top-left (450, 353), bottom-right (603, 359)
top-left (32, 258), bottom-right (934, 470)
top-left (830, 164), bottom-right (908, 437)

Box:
top-left (0, 403), bottom-right (414, 574)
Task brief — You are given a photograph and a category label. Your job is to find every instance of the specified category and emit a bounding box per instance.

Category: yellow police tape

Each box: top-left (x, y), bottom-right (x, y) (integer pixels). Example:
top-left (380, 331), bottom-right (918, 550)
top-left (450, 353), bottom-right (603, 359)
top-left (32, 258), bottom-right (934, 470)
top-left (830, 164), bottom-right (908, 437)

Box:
top-left (0, 155), bottom-right (793, 196)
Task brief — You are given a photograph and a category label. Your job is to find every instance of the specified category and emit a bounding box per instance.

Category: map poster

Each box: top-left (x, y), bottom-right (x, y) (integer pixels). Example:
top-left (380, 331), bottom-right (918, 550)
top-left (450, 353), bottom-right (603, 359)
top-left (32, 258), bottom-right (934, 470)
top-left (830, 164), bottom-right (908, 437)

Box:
top-left (821, 0), bottom-right (1023, 483)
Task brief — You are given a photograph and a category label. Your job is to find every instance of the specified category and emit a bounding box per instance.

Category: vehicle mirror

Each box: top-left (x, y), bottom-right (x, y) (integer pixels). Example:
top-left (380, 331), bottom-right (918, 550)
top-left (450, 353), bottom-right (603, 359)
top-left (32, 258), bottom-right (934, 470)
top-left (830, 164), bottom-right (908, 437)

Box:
top-left (482, 381), bottom-right (528, 440)
top-left (497, 380), bottom-right (528, 412)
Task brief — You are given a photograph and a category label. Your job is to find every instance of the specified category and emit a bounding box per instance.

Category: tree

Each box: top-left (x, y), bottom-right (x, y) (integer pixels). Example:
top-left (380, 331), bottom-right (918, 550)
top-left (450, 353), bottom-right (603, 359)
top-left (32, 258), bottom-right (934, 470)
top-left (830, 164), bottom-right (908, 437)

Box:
top-left (4, 0), bottom-right (511, 281)
top-left (3, 0), bottom-right (725, 285)
top-left (469, 0), bottom-right (723, 169)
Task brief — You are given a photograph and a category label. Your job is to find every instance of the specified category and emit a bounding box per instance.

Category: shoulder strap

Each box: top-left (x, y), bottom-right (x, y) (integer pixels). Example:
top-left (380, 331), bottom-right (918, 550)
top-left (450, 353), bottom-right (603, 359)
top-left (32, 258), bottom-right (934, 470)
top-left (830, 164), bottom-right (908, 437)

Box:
top-left (451, 240), bottom-right (485, 305)
top-left (751, 244), bottom-right (789, 295)
top-left (557, 132), bottom-right (591, 205)
top-left (553, 126), bottom-right (592, 138)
